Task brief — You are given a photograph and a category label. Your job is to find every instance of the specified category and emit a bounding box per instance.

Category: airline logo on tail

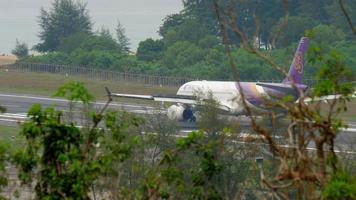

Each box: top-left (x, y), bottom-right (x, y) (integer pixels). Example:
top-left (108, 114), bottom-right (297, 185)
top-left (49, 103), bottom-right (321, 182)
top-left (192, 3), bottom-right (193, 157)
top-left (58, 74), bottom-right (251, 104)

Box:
top-left (294, 51), bottom-right (303, 74)
top-left (283, 37), bottom-right (308, 84)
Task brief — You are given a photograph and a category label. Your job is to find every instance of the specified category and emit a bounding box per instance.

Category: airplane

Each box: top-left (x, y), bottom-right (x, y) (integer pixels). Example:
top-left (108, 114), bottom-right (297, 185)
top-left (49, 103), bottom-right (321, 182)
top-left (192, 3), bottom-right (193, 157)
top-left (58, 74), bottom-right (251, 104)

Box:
top-left (106, 37), bottom-right (341, 122)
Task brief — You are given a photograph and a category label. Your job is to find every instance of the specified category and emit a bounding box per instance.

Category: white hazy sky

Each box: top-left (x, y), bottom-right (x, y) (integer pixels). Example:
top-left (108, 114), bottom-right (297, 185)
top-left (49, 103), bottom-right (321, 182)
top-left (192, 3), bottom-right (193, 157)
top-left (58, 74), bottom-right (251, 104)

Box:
top-left (0, 0), bottom-right (183, 54)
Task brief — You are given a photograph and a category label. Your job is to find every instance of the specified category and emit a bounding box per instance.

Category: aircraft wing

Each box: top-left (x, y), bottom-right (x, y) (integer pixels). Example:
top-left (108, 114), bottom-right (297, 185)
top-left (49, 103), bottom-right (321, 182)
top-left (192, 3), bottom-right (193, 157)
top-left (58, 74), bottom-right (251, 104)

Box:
top-left (106, 87), bottom-right (232, 112)
top-left (106, 87), bottom-right (197, 104)
top-left (302, 92), bottom-right (356, 103)
top-left (109, 93), bottom-right (154, 100)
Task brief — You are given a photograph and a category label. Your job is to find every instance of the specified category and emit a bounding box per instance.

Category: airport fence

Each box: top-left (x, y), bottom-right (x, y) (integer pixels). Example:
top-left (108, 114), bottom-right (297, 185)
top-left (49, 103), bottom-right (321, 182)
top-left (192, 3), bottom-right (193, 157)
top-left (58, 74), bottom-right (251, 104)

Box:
top-left (1, 62), bottom-right (354, 88)
top-left (2, 62), bottom-right (195, 87)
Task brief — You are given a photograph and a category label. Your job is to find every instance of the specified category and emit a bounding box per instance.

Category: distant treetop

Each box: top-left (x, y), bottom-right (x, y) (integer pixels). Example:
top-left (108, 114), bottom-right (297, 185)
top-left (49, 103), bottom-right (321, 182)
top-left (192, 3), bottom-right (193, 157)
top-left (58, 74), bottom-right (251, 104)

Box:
top-left (35, 0), bottom-right (93, 52)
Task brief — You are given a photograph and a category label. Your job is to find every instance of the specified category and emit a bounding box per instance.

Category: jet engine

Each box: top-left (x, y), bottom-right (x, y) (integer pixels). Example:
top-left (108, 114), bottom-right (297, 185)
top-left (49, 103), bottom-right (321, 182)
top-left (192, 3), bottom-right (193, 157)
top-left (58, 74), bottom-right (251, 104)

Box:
top-left (167, 104), bottom-right (196, 122)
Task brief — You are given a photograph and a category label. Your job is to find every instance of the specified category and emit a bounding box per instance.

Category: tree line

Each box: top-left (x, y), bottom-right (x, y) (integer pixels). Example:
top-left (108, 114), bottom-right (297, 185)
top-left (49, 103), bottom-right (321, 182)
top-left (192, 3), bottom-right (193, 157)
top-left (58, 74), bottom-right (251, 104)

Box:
top-left (11, 0), bottom-right (356, 81)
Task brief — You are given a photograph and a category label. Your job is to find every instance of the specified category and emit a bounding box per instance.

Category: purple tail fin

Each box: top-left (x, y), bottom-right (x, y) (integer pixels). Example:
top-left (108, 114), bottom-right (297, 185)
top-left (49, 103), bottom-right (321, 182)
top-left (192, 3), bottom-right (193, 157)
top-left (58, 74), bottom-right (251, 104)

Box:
top-left (282, 37), bottom-right (309, 84)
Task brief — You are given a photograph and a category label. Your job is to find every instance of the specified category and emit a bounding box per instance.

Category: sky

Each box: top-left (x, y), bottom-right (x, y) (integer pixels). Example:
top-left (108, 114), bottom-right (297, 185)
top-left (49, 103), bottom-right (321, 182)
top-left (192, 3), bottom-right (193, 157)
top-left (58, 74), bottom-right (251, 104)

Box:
top-left (0, 0), bottom-right (183, 54)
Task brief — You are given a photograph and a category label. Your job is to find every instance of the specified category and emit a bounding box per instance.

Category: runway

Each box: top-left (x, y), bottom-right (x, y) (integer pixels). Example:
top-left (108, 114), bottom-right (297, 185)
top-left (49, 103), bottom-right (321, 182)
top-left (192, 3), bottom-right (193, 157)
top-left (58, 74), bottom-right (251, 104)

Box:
top-left (0, 93), bottom-right (158, 115)
top-left (1, 92), bottom-right (356, 129)
top-left (0, 92), bottom-right (355, 153)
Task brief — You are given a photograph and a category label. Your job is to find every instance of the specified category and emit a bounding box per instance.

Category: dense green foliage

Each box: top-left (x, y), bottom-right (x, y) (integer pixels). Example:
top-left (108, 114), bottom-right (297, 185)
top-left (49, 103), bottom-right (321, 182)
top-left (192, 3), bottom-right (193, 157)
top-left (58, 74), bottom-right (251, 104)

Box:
top-left (0, 107), bottom-right (7, 200)
top-left (18, 0), bottom-right (356, 81)
top-left (35, 0), bottom-right (92, 52)
top-left (322, 171), bottom-right (356, 200)
top-left (11, 82), bottom-right (142, 199)
top-left (137, 39), bottom-right (164, 62)
top-left (0, 143), bottom-right (9, 200)
top-left (12, 83), bottom-right (98, 199)
top-left (14, 105), bottom-right (97, 199)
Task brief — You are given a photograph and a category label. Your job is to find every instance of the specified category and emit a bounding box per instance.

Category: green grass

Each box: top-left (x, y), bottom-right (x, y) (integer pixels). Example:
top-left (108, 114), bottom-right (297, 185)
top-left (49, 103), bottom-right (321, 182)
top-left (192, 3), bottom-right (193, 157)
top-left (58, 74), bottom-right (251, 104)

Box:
top-left (0, 125), bottom-right (23, 149)
top-left (0, 71), bottom-right (178, 101)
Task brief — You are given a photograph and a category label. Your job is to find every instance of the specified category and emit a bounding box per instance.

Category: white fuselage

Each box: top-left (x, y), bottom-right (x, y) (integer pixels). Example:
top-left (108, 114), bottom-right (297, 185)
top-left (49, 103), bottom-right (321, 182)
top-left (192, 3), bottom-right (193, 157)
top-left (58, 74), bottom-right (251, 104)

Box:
top-left (177, 81), bottom-right (241, 114)
top-left (176, 80), bottom-right (271, 115)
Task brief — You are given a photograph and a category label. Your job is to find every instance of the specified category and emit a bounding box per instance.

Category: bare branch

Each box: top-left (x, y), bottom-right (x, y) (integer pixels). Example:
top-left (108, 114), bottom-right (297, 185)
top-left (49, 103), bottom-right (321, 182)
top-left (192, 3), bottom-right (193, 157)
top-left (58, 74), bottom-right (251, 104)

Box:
top-left (339, 0), bottom-right (356, 35)
top-left (82, 94), bottom-right (112, 160)
top-left (213, 0), bottom-right (351, 196)
top-left (213, 0), bottom-right (287, 158)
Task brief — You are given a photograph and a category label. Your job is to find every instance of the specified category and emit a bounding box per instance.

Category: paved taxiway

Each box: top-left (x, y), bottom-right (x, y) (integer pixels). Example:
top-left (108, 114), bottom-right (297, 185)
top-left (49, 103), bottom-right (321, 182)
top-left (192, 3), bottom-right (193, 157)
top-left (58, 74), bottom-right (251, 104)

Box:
top-left (0, 93), bottom-right (157, 115)
top-left (0, 92), bottom-right (196, 132)
top-left (1, 92), bottom-right (354, 129)
top-left (0, 92), bottom-right (355, 153)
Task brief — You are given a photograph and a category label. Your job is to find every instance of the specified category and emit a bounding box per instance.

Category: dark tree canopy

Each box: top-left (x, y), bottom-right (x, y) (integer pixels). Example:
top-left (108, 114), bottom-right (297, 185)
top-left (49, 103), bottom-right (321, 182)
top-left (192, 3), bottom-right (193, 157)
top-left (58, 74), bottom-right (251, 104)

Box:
top-left (79, 35), bottom-right (121, 52)
top-left (136, 38), bottom-right (164, 62)
top-left (172, 0), bottom-right (356, 47)
top-left (12, 40), bottom-right (29, 58)
top-left (35, 0), bottom-right (92, 52)
top-left (22, 0), bottom-right (356, 81)
top-left (116, 20), bottom-right (130, 53)
top-left (159, 14), bottom-right (185, 37)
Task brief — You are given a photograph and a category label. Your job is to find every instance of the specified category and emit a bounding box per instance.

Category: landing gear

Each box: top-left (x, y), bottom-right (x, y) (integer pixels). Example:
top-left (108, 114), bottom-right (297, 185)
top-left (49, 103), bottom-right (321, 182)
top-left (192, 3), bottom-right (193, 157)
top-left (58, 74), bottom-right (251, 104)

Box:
top-left (167, 104), bottom-right (196, 122)
top-left (183, 108), bottom-right (196, 122)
